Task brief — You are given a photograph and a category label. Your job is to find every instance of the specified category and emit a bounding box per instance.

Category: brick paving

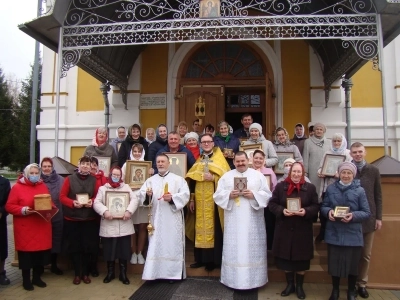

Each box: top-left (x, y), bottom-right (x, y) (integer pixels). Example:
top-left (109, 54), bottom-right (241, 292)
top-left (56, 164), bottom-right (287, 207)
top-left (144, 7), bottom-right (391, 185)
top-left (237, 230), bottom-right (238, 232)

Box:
top-left (1, 216), bottom-right (399, 300)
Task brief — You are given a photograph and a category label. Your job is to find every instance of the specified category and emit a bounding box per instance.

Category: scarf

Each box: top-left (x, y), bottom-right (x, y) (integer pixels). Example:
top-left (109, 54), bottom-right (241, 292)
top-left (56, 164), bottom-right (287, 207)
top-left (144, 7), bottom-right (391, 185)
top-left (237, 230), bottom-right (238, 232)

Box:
top-left (310, 135), bottom-right (325, 147)
top-left (216, 133), bottom-right (231, 143)
top-left (107, 167), bottom-right (123, 188)
top-left (92, 128), bottom-right (108, 147)
top-left (294, 124), bottom-right (305, 139)
top-left (186, 144), bottom-right (200, 159)
top-left (331, 133), bottom-right (347, 154)
top-left (284, 176), bottom-right (306, 196)
top-left (353, 159), bottom-right (366, 171)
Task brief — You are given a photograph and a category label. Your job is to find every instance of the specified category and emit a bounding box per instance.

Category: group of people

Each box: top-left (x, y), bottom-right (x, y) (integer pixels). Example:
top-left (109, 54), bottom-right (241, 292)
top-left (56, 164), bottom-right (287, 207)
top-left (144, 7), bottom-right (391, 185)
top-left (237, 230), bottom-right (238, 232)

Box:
top-left (0, 116), bottom-right (382, 300)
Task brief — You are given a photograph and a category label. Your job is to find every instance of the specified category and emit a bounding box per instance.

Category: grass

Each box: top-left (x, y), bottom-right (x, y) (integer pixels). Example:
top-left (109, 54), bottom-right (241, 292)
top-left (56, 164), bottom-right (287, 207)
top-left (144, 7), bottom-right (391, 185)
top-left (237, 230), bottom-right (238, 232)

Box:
top-left (0, 173), bottom-right (18, 180)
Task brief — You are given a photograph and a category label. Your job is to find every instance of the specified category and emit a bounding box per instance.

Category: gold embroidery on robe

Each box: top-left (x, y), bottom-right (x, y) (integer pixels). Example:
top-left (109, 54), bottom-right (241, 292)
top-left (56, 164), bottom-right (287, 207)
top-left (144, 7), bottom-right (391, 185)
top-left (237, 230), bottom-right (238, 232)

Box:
top-left (185, 147), bottom-right (231, 248)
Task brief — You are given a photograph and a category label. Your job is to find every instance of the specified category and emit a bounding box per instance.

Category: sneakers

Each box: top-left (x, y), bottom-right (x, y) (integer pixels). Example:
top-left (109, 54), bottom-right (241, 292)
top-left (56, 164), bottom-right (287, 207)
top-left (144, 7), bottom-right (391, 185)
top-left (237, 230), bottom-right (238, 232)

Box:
top-left (137, 253), bottom-right (145, 264)
top-left (130, 253), bottom-right (138, 264)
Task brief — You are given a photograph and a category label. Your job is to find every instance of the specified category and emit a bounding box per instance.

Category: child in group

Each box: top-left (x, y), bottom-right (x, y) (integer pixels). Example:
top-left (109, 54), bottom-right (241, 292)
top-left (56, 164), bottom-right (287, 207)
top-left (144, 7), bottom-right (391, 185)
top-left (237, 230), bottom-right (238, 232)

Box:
top-left (121, 144), bottom-right (153, 265)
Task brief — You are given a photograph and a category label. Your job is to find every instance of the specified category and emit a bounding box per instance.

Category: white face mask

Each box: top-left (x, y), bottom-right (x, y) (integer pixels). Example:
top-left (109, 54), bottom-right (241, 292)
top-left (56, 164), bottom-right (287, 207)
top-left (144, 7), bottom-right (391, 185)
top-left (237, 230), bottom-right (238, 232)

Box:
top-left (283, 167), bottom-right (291, 176)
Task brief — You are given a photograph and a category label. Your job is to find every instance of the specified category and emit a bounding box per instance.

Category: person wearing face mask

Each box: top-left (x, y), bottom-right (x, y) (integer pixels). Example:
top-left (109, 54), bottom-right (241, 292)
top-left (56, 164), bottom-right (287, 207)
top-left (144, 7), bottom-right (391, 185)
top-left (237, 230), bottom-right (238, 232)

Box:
top-left (145, 128), bottom-right (156, 145)
top-left (315, 133), bottom-right (352, 242)
top-left (213, 121), bottom-right (240, 169)
top-left (147, 124), bottom-right (168, 163)
top-left (84, 127), bottom-right (118, 169)
top-left (243, 123), bottom-right (278, 167)
top-left (60, 156), bottom-right (100, 285)
top-left (118, 124), bottom-right (149, 167)
top-left (93, 167), bottom-right (139, 285)
top-left (303, 122), bottom-right (331, 190)
top-left (290, 123), bottom-right (308, 156)
top-left (268, 162), bottom-right (319, 299)
top-left (110, 126), bottom-right (127, 155)
top-left (6, 163), bottom-right (53, 291)
top-left (40, 157), bottom-right (65, 276)
top-left (321, 162), bottom-right (370, 300)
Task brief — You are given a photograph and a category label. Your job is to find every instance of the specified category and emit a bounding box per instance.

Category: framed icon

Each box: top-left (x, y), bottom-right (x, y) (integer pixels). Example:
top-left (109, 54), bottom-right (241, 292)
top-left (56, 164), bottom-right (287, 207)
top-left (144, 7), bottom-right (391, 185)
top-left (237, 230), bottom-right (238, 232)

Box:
top-left (93, 156), bottom-right (111, 177)
top-left (105, 191), bottom-right (130, 219)
top-left (274, 152), bottom-right (295, 175)
top-left (234, 177), bottom-right (247, 195)
top-left (334, 206), bottom-right (350, 219)
top-left (163, 152), bottom-right (187, 177)
top-left (125, 161), bottom-right (152, 189)
top-left (287, 197), bottom-right (301, 212)
top-left (264, 174), bottom-right (272, 191)
top-left (76, 193), bottom-right (89, 205)
top-left (321, 154), bottom-right (346, 177)
top-left (199, 0), bottom-right (221, 18)
top-left (239, 143), bottom-right (263, 166)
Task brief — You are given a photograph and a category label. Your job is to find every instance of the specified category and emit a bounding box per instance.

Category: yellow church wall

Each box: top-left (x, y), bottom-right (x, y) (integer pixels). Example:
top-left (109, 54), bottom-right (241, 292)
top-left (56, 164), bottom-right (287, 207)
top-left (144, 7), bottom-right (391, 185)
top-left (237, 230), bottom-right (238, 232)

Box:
top-left (76, 68), bottom-right (104, 111)
top-left (365, 146), bottom-right (391, 163)
top-left (281, 40), bottom-right (311, 134)
top-left (70, 146), bottom-right (86, 166)
top-left (351, 61), bottom-right (382, 108)
top-left (140, 44), bottom-right (168, 128)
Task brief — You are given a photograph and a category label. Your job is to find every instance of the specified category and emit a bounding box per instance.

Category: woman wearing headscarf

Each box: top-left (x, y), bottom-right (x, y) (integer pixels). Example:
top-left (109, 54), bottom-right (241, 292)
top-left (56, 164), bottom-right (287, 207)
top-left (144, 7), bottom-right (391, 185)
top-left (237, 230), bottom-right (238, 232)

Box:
top-left (184, 132), bottom-right (200, 160)
top-left (278, 158), bottom-right (311, 184)
top-left (315, 133), bottom-right (352, 241)
top-left (321, 162), bottom-right (370, 300)
top-left (243, 123), bottom-right (278, 167)
top-left (60, 156), bottom-right (100, 285)
top-left (290, 123), bottom-right (308, 156)
top-left (40, 157), bottom-right (64, 275)
top-left (84, 127), bottom-right (118, 169)
top-left (213, 121), bottom-right (240, 169)
top-left (94, 166), bottom-right (139, 285)
top-left (118, 124), bottom-right (149, 167)
top-left (302, 122), bottom-right (331, 190)
top-left (6, 163), bottom-right (53, 291)
top-left (145, 128), bottom-right (156, 145)
top-left (110, 126), bottom-right (127, 155)
top-left (268, 162), bottom-right (319, 299)
top-left (147, 124), bottom-right (168, 163)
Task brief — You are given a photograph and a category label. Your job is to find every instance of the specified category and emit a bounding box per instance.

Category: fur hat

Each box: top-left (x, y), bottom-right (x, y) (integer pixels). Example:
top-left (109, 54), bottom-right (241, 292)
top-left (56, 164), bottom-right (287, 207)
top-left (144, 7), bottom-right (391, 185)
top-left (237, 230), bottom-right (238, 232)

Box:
top-left (184, 132), bottom-right (199, 144)
top-left (249, 123), bottom-right (262, 133)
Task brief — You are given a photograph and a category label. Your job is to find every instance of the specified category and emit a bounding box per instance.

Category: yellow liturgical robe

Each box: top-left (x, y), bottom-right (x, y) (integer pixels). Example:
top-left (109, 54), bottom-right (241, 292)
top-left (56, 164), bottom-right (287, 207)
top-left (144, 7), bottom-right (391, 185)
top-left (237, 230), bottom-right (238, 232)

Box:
top-left (185, 147), bottom-right (231, 248)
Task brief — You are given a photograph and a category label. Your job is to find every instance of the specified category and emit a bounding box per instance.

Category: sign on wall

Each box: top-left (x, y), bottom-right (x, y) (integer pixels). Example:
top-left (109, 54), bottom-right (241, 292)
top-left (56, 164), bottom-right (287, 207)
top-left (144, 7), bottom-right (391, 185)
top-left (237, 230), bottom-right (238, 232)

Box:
top-left (140, 94), bottom-right (167, 109)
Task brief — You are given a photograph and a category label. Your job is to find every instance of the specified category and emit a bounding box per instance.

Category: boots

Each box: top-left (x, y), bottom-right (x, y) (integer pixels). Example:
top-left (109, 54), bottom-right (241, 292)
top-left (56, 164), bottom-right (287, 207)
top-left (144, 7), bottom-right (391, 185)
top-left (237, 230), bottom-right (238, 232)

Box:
top-left (296, 273), bottom-right (306, 299)
top-left (329, 276), bottom-right (340, 300)
top-left (281, 272), bottom-right (295, 297)
top-left (347, 289), bottom-right (357, 300)
top-left (22, 269), bottom-right (33, 291)
top-left (347, 274), bottom-right (357, 300)
top-left (118, 260), bottom-right (130, 285)
top-left (50, 253), bottom-right (63, 275)
top-left (32, 266), bottom-right (47, 288)
top-left (103, 261), bottom-right (115, 283)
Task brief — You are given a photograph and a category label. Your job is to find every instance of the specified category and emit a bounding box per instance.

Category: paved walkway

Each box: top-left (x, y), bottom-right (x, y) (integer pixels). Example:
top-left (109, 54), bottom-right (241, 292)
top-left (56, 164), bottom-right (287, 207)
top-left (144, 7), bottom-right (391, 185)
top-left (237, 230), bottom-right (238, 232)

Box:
top-left (1, 217), bottom-right (399, 300)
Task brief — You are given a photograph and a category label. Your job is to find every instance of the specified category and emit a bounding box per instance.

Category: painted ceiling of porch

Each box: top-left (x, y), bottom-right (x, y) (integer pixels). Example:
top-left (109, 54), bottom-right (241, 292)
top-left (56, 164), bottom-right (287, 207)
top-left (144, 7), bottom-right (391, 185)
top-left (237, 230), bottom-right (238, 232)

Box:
top-left (19, 0), bottom-right (400, 90)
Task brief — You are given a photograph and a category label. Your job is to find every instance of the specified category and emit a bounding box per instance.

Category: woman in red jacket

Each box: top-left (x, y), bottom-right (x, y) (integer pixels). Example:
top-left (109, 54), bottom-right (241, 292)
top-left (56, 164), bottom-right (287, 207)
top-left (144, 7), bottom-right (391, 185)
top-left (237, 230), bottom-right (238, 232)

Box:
top-left (60, 156), bottom-right (100, 285)
top-left (6, 163), bottom-right (52, 291)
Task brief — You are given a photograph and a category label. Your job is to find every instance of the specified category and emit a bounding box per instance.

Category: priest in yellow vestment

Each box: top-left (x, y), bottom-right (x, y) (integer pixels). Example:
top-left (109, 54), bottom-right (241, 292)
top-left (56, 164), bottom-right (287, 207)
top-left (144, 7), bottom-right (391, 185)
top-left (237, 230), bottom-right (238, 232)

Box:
top-left (185, 133), bottom-right (231, 271)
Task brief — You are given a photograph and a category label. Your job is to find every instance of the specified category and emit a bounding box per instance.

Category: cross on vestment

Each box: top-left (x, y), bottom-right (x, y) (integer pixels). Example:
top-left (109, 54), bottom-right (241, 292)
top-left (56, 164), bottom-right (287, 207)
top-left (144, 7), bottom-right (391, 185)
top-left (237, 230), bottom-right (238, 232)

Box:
top-left (201, 155), bottom-right (213, 173)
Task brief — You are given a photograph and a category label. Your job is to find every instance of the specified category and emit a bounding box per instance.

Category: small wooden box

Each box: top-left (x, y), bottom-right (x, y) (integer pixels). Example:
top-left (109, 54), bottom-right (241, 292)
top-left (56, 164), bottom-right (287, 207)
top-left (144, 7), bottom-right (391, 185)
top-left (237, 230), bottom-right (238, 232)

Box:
top-left (34, 194), bottom-right (52, 210)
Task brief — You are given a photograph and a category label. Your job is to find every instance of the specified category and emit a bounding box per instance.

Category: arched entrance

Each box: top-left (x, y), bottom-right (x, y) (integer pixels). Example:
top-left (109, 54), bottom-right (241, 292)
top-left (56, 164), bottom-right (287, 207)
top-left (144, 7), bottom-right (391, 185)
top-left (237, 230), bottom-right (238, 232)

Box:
top-left (175, 41), bottom-right (276, 138)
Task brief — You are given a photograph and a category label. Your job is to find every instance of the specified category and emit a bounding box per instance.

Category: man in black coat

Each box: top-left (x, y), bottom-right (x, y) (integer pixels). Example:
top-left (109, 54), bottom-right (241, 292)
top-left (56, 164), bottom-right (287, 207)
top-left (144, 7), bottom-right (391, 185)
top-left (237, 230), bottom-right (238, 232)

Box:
top-left (0, 175), bottom-right (11, 285)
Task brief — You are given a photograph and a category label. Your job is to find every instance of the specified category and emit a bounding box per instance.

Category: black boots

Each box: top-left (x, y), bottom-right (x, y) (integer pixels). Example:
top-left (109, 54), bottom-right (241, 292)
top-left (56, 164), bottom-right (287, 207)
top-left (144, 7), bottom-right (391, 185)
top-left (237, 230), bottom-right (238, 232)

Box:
top-left (329, 276), bottom-right (340, 300)
top-left (22, 269), bottom-right (33, 291)
top-left (32, 266), bottom-right (47, 288)
top-left (296, 273), bottom-right (306, 299)
top-left (118, 260), bottom-right (130, 285)
top-left (103, 261), bottom-right (115, 283)
top-left (347, 274), bottom-right (357, 300)
top-left (51, 253), bottom-right (63, 275)
top-left (281, 272), bottom-right (295, 297)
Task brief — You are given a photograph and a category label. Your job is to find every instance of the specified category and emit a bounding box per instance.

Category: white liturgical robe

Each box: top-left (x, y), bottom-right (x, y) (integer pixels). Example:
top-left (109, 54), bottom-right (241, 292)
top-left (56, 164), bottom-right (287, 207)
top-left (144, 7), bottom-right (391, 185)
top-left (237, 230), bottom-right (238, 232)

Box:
top-left (213, 167), bottom-right (271, 290)
top-left (138, 171), bottom-right (190, 280)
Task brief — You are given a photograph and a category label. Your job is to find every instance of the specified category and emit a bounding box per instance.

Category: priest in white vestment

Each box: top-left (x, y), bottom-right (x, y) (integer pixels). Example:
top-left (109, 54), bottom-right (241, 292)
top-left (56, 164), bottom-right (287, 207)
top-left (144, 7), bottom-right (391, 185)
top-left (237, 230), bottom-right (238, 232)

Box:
top-left (214, 151), bottom-right (271, 290)
top-left (138, 153), bottom-right (190, 281)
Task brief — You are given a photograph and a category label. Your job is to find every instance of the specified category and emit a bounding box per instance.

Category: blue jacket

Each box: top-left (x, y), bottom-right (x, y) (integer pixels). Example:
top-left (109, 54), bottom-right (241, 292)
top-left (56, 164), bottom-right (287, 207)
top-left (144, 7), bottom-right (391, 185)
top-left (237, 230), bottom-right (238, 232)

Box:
top-left (321, 180), bottom-right (370, 247)
top-left (213, 134), bottom-right (240, 169)
top-left (153, 144), bottom-right (196, 174)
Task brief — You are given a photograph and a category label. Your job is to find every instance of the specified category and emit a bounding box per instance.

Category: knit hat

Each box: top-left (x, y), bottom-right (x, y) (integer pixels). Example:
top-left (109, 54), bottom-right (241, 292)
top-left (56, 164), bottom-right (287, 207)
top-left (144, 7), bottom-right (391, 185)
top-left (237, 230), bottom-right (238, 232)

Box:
top-left (184, 132), bottom-right (199, 144)
top-left (249, 123), bottom-right (262, 133)
top-left (338, 161), bottom-right (357, 176)
top-left (313, 122), bottom-right (327, 133)
top-left (283, 158), bottom-right (296, 165)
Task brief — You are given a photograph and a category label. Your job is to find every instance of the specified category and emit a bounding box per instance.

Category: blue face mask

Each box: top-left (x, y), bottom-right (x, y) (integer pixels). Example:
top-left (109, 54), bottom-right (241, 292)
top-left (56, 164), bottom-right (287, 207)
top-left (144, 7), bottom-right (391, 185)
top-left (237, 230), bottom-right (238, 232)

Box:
top-left (111, 177), bottom-right (120, 183)
top-left (29, 175), bottom-right (40, 183)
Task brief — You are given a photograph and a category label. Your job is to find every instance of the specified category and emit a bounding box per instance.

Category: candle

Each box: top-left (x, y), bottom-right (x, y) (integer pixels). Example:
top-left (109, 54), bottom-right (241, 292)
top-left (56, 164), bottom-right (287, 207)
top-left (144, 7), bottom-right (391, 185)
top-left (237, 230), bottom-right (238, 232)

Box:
top-left (164, 183), bottom-right (168, 194)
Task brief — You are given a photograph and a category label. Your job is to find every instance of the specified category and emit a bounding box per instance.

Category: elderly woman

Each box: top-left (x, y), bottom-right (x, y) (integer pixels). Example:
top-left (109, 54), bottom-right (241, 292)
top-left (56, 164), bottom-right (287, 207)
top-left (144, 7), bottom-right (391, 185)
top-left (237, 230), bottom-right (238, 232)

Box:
top-left (184, 132), bottom-right (200, 160)
top-left (40, 157), bottom-right (64, 275)
top-left (94, 167), bottom-right (139, 285)
top-left (274, 127), bottom-right (303, 163)
top-left (145, 128), bottom-right (156, 145)
top-left (268, 162), bottom-right (319, 299)
top-left (118, 124), bottom-right (149, 167)
top-left (321, 162), bottom-right (370, 300)
top-left (252, 149), bottom-right (277, 251)
top-left (243, 123), bottom-right (278, 167)
top-left (315, 133), bottom-right (352, 241)
top-left (148, 124), bottom-right (168, 163)
top-left (278, 158), bottom-right (311, 184)
top-left (213, 121), bottom-right (240, 169)
top-left (60, 156), bottom-right (99, 285)
top-left (110, 126), bottom-right (127, 155)
top-left (84, 127), bottom-right (118, 169)
top-left (6, 163), bottom-right (52, 291)
top-left (302, 123), bottom-right (330, 189)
